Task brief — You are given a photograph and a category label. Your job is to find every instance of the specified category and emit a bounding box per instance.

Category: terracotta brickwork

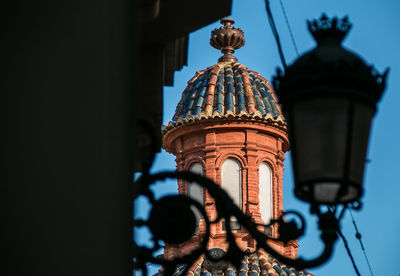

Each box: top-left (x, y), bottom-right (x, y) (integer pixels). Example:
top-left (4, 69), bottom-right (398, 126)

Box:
top-left (162, 118), bottom-right (298, 260)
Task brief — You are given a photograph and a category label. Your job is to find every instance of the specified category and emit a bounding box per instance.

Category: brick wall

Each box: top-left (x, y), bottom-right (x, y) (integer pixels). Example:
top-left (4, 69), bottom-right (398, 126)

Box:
top-left (162, 118), bottom-right (298, 259)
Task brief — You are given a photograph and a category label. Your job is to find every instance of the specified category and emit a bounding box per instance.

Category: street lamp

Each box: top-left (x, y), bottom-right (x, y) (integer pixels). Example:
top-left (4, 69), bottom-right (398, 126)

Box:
top-left (273, 14), bottom-right (388, 204)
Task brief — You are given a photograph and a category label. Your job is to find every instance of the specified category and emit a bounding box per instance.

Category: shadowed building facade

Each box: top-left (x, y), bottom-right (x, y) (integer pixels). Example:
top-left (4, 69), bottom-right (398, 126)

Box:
top-left (162, 19), bottom-right (311, 275)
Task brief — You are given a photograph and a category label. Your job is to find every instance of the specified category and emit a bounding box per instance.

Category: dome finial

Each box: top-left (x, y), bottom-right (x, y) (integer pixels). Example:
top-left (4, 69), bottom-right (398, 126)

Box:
top-left (210, 18), bottom-right (245, 63)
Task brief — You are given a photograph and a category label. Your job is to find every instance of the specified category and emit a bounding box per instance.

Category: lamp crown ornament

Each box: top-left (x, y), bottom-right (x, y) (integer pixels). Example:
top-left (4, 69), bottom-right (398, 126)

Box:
top-left (210, 18), bottom-right (245, 63)
top-left (307, 14), bottom-right (352, 45)
top-left (274, 14), bottom-right (388, 108)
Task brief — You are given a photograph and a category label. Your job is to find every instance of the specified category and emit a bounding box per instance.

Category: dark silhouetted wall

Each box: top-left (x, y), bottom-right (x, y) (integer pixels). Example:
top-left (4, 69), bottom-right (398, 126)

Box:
top-left (1, 1), bottom-right (134, 275)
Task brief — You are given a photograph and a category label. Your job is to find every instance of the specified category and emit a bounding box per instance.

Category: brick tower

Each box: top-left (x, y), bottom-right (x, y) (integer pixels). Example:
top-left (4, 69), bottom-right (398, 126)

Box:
top-left (161, 19), bottom-right (310, 275)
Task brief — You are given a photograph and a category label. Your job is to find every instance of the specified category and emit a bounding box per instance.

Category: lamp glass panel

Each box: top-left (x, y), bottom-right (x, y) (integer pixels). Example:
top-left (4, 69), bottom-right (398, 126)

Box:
top-left (291, 97), bottom-right (349, 203)
top-left (348, 101), bottom-right (374, 187)
top-left (313, 182), bottom-right (341, 203)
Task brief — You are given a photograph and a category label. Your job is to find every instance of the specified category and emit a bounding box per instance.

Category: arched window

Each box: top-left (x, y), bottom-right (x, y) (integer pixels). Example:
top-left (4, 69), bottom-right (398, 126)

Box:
top-left (259, 162), bottom-right (273, 226)
top-left (188, 163), bottom-right (204, 231)
top-left (221, 158), bottom-right (242, 230)
top-left (188, 163), bottom-right (204, 205)
top-left (221, 158), bottom-right (242, 209)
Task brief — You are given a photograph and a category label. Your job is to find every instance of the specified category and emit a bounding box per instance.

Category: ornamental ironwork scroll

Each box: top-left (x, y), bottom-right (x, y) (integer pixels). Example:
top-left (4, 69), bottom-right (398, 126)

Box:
top-left (133, 169), bottom-right (346, 275)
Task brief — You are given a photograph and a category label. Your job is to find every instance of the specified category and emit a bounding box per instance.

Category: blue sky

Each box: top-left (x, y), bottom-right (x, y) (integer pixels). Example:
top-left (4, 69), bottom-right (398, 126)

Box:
top-left (138, 0), bottom-right (400, 275)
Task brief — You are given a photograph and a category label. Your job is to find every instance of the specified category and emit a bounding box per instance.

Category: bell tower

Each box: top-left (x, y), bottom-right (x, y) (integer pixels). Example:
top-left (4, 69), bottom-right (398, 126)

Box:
top-left (162, 19), bottom-right (306, 275)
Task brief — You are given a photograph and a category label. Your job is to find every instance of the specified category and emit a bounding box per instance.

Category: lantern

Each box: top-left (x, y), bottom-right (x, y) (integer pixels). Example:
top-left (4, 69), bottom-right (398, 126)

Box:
top-left (273, 15), bottom-right (388, 204)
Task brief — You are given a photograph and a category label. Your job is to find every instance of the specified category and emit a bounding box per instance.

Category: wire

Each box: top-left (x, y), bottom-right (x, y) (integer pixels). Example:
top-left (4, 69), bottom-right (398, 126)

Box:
top-left (337, 227), bottom-right (362, 276)
top-left (278, 0), bottom-right (299, 56)
top-left (349, 209), bottom-right (374, 276)
top-left (265, 0), bottom-right (287, 70)
top-left (328, 206), bottom-right (362, 276)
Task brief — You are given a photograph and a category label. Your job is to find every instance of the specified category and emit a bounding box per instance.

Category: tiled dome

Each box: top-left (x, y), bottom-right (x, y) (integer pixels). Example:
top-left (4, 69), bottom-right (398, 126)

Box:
top-left (163, 62), bottom-right (285, 133)
top-left (156, 251), bottom-right (312, 276)
top-left (162, 18), bottom-right (285, 134)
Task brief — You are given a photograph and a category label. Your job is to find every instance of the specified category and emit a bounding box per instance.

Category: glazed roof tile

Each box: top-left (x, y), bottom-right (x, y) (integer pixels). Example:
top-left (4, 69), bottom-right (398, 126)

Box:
top-left (154, 251), bottom-right (312, 276)
top-left (162, 62), bottom-right (285, 134)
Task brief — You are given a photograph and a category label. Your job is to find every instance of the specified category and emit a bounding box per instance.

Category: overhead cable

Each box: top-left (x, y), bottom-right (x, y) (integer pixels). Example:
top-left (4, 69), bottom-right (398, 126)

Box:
top-left (349, 209), bottom-right (374, 276)
top-left (279, 0), bottom-right (299, 56)
top-left (337, 226), bottom-right (362, 276)
top-left (265, 0), bottom-right (288, 70)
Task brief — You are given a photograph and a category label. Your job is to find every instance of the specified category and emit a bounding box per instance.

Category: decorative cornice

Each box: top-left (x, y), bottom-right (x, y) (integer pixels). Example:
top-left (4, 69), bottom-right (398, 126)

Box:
top-left (163, 112), bottom-right (286, 135)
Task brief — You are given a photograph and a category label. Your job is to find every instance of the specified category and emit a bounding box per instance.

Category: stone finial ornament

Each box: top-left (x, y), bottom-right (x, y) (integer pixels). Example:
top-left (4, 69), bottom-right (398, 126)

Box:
top-left (210, 18), bottom-right (245, 63)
